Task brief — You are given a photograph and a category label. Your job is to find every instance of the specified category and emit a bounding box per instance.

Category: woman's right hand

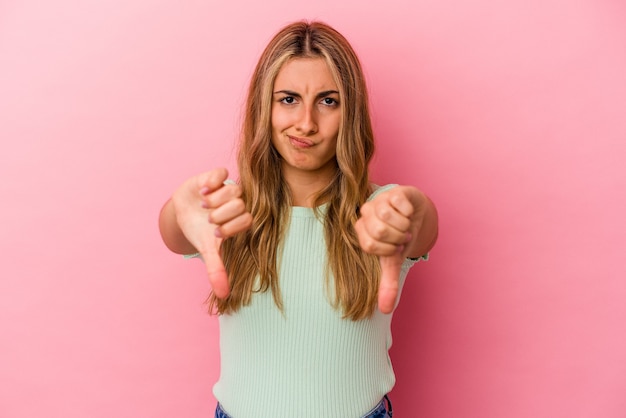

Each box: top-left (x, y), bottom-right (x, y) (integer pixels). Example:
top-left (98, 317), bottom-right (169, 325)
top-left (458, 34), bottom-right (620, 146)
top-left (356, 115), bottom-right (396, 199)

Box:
top-left (168, 168), bottom-right (252, 298)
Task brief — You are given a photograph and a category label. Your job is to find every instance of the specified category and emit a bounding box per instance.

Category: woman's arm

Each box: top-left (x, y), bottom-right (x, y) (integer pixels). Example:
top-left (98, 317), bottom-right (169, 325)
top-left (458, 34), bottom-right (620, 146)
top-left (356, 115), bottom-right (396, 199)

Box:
top-left (159, 197), bottom-right (198, 255)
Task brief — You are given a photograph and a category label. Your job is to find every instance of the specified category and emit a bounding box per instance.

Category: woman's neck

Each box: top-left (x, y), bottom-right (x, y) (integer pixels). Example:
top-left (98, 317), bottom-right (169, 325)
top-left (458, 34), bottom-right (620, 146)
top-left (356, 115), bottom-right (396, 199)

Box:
top-left (282, 165), bottom-right (336, 207)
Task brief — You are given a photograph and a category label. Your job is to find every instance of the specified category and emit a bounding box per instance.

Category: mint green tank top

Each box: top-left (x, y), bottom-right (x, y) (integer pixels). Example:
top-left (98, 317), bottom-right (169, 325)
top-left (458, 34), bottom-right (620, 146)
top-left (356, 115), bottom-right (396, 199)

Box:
top-left (197, 185), bottom-right (425, 417)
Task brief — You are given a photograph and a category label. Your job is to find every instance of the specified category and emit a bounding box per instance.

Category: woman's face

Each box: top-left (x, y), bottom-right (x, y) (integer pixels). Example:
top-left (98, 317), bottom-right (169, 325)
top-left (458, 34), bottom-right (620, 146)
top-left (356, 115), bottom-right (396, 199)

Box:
top-left (270, 57), bottom-right (341, 181)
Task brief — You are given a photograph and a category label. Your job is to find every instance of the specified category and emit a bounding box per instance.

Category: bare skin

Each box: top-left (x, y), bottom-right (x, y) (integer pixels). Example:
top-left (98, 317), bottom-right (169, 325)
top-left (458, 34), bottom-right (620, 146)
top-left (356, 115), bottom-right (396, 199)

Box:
top-left (158, 168), bottom-right (252, 299)
top-left (355, 186), bottom-right (438, 313)
top-left (159, 58), bottom-right (438, 313)
top-left (159, 168), bottom-right (438, 313)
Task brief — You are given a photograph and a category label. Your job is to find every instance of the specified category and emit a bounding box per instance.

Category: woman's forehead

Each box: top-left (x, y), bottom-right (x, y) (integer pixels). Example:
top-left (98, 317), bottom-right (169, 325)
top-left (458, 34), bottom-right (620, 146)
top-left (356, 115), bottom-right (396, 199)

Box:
top-left (274, 58), bottom-right (338, 93)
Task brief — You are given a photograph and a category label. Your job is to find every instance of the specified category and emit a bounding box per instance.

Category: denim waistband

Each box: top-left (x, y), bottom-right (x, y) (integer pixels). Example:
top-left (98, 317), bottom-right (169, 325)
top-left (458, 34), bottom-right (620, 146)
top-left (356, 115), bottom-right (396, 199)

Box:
top-left (215, 395), bottom-right (392, 418)
top-left (363, 394), bottom-right (393, 418)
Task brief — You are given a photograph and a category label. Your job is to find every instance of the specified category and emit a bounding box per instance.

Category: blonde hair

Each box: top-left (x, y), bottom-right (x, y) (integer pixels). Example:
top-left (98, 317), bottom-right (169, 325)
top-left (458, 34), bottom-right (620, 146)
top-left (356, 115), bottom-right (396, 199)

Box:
top-left (211, 21), bottom-right (380, 320)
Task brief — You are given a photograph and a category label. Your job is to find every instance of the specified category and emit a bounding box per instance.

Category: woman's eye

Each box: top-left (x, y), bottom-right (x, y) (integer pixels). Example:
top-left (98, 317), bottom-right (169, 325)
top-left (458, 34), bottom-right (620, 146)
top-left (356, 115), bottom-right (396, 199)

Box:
top-left (321, 97), bottom-right (338, 106)
top-left (280, 96), bottom-right (295, 104)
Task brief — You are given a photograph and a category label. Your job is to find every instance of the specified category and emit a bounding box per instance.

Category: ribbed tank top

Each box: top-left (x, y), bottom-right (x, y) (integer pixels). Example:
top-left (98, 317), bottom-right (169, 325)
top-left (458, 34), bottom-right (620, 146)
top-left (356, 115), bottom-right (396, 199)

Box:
top-left (212, 185), bottom-right (421, 417)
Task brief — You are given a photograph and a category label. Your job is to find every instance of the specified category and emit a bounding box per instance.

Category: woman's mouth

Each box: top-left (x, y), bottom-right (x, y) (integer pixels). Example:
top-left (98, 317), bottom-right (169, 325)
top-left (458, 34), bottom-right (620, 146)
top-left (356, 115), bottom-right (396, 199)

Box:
top-left (288, 135), bottom-right (314, 148)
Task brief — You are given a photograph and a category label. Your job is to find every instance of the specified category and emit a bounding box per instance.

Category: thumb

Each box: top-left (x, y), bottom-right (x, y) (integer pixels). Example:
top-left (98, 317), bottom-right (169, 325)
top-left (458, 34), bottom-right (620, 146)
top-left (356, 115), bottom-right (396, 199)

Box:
top-left (378, 252), bottom-right (403, 314)
top-left (201, 235), bottom-right (230, 299)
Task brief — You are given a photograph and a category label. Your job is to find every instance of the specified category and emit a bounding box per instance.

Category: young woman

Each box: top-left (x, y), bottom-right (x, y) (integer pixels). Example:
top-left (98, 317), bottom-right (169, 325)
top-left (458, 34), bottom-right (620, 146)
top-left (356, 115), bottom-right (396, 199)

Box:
top-left (159, 21), bottom-right (438, 418)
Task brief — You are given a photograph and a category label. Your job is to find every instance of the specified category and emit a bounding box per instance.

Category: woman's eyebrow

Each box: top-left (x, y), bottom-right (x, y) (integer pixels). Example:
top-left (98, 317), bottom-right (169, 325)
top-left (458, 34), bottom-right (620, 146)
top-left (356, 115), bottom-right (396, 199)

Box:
top-left (316, 90), bottom-right (340, 99)
top-left (273, 89), bottom-right (301, 97)
top-left (272, 89), bottom-right (340, 98)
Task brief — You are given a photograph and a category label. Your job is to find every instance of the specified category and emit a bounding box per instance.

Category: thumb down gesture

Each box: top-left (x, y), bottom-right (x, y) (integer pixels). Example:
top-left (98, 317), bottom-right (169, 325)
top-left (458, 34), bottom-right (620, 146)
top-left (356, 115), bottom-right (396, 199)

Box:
top-left (170, 168), bottom-right (252, 299)
top-left (354, 186), bottom-right (438, 314)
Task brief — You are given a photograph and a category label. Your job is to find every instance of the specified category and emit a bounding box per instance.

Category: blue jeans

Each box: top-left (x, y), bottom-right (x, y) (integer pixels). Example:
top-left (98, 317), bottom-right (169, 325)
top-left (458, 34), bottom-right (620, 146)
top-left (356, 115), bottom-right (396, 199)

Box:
top-left (215, 395), bottom-right (393, 417)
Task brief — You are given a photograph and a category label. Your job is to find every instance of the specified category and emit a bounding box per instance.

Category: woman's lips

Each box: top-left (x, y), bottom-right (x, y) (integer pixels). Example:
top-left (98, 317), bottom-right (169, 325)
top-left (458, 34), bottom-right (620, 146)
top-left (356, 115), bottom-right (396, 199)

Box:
top-left (288, 135), bottom-right (314, 148)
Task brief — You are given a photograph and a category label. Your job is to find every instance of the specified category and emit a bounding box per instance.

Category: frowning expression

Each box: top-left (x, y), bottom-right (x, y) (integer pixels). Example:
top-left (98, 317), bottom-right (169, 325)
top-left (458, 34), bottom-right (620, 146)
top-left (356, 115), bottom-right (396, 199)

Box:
top-left (271, 58), bottom-right (341, 180)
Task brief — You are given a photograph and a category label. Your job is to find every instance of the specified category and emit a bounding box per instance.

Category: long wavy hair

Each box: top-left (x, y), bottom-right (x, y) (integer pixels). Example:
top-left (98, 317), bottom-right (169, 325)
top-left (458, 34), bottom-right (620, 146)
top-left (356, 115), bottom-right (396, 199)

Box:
top-left (209, 21), bottom-right (380, 320)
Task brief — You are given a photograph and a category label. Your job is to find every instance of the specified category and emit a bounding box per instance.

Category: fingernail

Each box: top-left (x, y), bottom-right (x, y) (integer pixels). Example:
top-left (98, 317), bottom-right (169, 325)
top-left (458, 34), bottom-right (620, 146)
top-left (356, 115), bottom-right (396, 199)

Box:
top-left (397, 245), bottom-right (405, 254)
top-left (214, 228), bottom-right (223, 238)
top-left (200, 187), bottom-right (210, 195)
top-left (405, 233), bottom-right (412, 243)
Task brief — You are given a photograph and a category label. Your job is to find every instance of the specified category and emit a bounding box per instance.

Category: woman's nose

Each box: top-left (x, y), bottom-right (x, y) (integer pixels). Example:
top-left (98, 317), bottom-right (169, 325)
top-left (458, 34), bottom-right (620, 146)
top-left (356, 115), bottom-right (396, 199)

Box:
top-left (295, 105), bottom-right (318, 135)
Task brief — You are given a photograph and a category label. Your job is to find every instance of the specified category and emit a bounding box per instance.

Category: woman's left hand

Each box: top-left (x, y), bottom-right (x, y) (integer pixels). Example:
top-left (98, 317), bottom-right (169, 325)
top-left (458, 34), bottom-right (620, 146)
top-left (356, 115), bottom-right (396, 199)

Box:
top-left (354, 186), bottom-right (438, 314)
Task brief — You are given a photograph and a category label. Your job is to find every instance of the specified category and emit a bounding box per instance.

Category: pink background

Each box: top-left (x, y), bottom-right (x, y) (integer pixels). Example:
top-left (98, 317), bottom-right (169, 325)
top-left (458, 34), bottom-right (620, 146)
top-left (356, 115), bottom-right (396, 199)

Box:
top-left (1, 0), bottom-right (625, 417)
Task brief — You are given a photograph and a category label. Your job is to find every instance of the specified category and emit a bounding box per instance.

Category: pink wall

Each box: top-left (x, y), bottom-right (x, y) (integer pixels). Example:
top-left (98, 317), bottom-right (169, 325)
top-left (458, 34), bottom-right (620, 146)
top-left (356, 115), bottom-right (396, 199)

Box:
top-left (1, 1), bottom-right (625, 417)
